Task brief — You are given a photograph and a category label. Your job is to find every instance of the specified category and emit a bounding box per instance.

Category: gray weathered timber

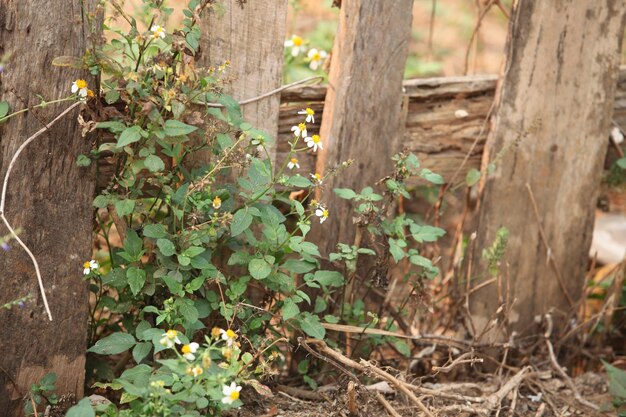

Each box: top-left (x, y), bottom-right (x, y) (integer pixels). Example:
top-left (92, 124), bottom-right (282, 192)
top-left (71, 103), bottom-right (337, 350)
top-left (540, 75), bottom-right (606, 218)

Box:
top-left (468, 0), bottom-right (626, 338)
top-left (0, 1), bottom-right (96, 414)
top-left (309, 0), bottom-right (415, 260)
top-left (198, 0), bottom-right (288, 162)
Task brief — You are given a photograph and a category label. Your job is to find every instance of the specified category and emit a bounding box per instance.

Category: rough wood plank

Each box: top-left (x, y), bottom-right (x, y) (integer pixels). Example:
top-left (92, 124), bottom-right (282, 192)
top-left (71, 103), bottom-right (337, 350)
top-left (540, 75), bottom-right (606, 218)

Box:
top-left (468, 0), bottom-right (626, 337)
top-left (308, 0), bottom-right (414, 260)
top-left (0, 0), bottom-right (97, 413)
top-left (198, 0), bottom-right (288, 161)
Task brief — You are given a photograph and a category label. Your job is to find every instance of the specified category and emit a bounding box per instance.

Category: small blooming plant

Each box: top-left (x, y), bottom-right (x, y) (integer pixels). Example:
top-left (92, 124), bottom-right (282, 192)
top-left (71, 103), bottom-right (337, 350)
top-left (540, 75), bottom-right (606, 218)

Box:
top-left (41, 1), bottom-right (447, 416)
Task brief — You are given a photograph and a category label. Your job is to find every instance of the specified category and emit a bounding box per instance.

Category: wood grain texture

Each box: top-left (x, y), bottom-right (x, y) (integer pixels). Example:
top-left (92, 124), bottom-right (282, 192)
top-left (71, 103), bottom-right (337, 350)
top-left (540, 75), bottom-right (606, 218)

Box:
top-left (198, 0), bottom-right (288, 161)
top-left (309, 0), bottom-right (415, 259)
top-left (468, 0), bottom-right (626, 337)
top-left (0, 1), bottom-right (96, 414)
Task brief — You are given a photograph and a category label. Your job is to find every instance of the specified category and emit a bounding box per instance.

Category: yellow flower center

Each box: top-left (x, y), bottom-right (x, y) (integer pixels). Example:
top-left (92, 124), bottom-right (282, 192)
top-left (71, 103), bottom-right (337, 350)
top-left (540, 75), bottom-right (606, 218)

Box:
top-left (192, 366), bottom-right (203, 376)
top-left (305, 108), bottom-right (314, 116)
top-left (312, 135), bottom-right (321, 144)
top-left (298, 123), bottom-right (306, 130)
top-left (211, 327), bottom-right (222, 338)
top-left (213, 197), bottom-right (222, 208)
top-left (225, 329), bottom-right (236, 339)
top-left (323, 209), bottom-right (329, 218)
top-left (290, 158), bottom-right (298, 164)
top-left (83, 261), bottom-right (91, 268)
top-left (292, 36), bottom-right (303, 46)
top-left (75, 79), bottom-right (87, 89)
top-left (181, 344), bottom-right (192, 354)
top-left (166, 330), bottom-right (178, 339)
top-left (314, 173), bottom-right (321, 180)
top-left (230, 391), bottom-right (240, 401)
top-left (311, 52), bottom-right (321, 61)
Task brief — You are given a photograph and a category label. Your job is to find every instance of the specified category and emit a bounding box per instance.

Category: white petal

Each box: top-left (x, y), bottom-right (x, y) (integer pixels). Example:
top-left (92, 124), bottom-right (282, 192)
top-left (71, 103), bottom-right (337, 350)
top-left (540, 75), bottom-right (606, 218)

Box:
top-left (189, 342), bottom-right (199, 352)
top-left (83, 268), bottom-right (90, 275)
top-left (71, 84), bottom-right (78, 93)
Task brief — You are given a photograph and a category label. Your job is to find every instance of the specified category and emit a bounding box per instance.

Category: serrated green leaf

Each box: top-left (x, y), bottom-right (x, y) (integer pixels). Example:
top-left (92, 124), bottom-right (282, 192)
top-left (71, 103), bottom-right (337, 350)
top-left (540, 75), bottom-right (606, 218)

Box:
top-left (0, 101), bottom-right (10, 119)
top-left (282, 259), bottom-right (316, 274)
top-left (115, 199), bottom-right (135, 217)
top-left (231, 209), bottom-right (253, 237)
top-left (143, 224), bottom-right (167, 239)
top-left (157, 238), bottom-right (176, 256)
top-left (65, 398), bottom-right (95, 417)
top-left (313, 270), bottom-right (344, 288)
top-left (117, 126), bottom-right (143, 147)
top-left (334, 188), bottom-right (357, 199)
top-left (249, 258), bottom-right (272, 280)
top-left (88, 332), bottom-right (136, 355)
top-left (298, 313), bottom-right (325, 339)
top-left (164, 119), bottom-right (198, 136)
top-left (419, 168), bottom-right (445, 185)
top-left (132, 342), bottom-right (152, 363)
top-left (127, 267), bottom-right (146, 295)
top-left (282, 297), bottom-right (300, 321)
top-left (144, 154), bottom-right (165, 172)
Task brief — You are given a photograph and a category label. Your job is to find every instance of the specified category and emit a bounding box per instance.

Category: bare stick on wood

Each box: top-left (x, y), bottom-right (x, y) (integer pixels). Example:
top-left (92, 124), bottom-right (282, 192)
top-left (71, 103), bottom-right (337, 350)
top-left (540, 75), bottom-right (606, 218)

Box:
top-left (0, 101), bottom-right (81, 321)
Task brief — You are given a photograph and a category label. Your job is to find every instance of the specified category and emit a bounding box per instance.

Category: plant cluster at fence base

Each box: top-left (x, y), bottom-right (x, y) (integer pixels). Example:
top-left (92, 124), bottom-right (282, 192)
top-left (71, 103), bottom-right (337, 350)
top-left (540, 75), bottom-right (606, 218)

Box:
top-left (0, 0), bottom-right (444, 415)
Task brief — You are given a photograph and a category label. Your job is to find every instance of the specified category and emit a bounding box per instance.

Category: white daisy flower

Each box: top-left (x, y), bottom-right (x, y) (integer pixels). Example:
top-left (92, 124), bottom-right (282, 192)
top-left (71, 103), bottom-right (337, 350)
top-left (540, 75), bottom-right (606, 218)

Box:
top-left (307, 48), bottom-right (327, 71)
top-left (298, 108), bottom-right (315, 123)
top-left (151, 25), bottom-right (166, 40)
top-left (315, 205), bottom-right (329, 224)
top-left (220, 328), bottom-right (237, 347)
top-left (291, 122), bottom-right (307, 138)
top-left (71, 79), bottom-right (89, 98)
top-left (310, 172), bottom-right (323, 185)
top-left (181, 342), bottom-right (199, 361)
top-left (82, 259), bottom-right (98, 275)
top-left (287, 158), bottom-right (300, 170)
top-left (159, 329), bottom-right (182, 348)
top-left (304, 134), bottom-right (323, 152)
top-left (222, 382), bottom-right (242, 405)
top-left (284, 35), bottom-right (304, 57)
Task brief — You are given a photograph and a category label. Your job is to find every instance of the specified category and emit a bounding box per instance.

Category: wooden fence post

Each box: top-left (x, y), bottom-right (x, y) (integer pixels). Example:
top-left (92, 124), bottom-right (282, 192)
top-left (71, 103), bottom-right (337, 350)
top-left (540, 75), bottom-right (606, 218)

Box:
top-left (468, 1), bottom-right (626, 338)
top-left (198, 0), bottom-right (288, 161)
top-left (0, 0), bottom-right (97, 414)
top-left (312, 0), bottom-right (414, 260)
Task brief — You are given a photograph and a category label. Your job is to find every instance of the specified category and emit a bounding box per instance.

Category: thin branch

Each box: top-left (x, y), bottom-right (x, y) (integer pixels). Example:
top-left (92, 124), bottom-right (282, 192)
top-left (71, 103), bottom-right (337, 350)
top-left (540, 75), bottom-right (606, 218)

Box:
top-left (193, 76), bottom-right (323, 108)
top-left (0, 101), bottom-right (81, 321)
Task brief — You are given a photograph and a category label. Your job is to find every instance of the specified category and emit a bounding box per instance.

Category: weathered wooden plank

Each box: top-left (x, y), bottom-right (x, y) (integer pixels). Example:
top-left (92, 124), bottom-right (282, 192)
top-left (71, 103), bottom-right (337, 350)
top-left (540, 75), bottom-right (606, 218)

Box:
top-left (198, 0), bottom-right (288, 162)
top-left (308, 0), bottom-right (414, 260)
top-left (0, 0), bottom-right (97, 413)
top-left (467, 1), bottom-right (626, 337)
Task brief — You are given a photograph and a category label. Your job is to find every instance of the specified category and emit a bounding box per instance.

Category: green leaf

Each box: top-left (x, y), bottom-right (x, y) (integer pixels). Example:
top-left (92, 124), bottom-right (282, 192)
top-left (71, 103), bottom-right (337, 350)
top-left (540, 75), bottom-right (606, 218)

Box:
top-left (182, 246), bottom-right (205, 258)
top-left (104, 90), bottom-right (120, 105)
top-left (76, 154), bottom-right (91, 167)
top-left (164, 119), bottom-right (198, 136)
top-left (127, 267), bottom-right (146, 295)
top-left (124, 230), bottom-right (144, 259)
top-left (0, 101), bottom-right (10, 119)
top-left (419, 168), bottom-right (445, 185)
top-left (298, 313), bottom-right (325, 339)
top-left (117, 126), bottom-right (143, 147)
top-left (282, 297), bottom-right (300, 321)
top-left (249, 258), bottom-right (272, 280)
top-left (466, 168), bottom-right (481, 187)
top-left (65, 398), bottom-right (95, 417)
top-left (313, 270), bottom-right (344, 288)
top-left (132, 342), bottom-right (152, 363)
top-left (96, 121), bottom-right (126, 133)
top-left (157, 238), bottom-right (176, 257)
top-left (389, 238), bottom-right (406, 262)
top-left (143, 224), bottom-right (167, 239)
top-left (231, 209), bottom-right (253, 237)
top-left (144, 154), bottom-right (165, 172)
top-left (88, 332), bottom-right (136, 355)
top-left (282, 259), bottom-right (316, 274)
top-left (115, 199), bottom-right (135, 217)
top-left (334, 188), bottom-right (357, 199)
top-left (604, 361), bottom-right (626, 402)
top-left (394, 340), bottom-right (411, 357)
top-left (93, 195), bottom-right (110, 208)
top-left (286, 175), bottom-right (312, 188)
top-left (617, 157), bottom-right (626, 169)
top-left (410, 224), bottom-right (446, 243)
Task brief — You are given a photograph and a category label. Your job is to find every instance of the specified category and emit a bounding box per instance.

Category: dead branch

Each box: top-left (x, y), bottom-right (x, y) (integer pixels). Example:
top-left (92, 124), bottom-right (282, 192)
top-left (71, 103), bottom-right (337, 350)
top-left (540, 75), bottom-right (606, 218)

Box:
top-left (276, 385), bottom-right (324, 402)
top-left (374, 391), bottom-right (402, 417)
top-left (484, 366), bottom-right (531, 411)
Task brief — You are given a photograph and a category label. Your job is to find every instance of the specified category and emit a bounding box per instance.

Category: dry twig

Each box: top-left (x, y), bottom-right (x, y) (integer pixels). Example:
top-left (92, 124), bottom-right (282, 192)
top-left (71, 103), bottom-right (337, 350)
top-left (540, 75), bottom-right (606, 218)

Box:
top-left (0, 101), bottom-right (81, 321)
top-left (374, 391), bottom-right (402, 417)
